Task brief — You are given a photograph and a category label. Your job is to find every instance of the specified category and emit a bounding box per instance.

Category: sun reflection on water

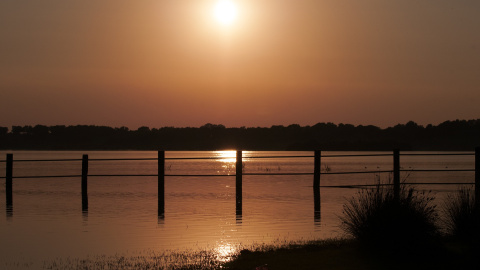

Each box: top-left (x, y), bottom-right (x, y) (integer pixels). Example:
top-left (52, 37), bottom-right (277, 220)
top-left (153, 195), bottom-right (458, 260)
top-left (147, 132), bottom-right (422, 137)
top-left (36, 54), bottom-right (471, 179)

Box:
top-left (216, 150), bottom-right (237, 163)
top-left (216, 151), bottom-right (237, 175)
top-left (213, 242), bottom-right (239, 262)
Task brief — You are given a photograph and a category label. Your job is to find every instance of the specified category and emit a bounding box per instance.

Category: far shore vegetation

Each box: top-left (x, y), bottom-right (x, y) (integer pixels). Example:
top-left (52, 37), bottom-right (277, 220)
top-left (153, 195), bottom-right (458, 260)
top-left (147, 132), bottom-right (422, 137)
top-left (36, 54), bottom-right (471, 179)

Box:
top-left (1, 119), bottom-right (480, 150)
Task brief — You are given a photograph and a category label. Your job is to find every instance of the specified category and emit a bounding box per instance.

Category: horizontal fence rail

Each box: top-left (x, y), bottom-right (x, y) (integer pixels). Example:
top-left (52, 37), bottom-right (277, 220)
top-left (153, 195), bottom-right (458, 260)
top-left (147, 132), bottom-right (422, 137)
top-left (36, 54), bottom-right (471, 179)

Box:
top-left (0, 158), bottom-right (83, 162)
top-left (0, 152), bottom-right (477, 180)
top-left (2, 148), bottom-right (480, 217)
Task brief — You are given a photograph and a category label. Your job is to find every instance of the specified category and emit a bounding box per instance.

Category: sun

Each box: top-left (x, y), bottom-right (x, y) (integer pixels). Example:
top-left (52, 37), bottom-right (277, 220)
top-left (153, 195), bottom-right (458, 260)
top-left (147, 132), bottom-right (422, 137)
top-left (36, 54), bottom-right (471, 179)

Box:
top-left (214, 0), bottom-right (238, 26)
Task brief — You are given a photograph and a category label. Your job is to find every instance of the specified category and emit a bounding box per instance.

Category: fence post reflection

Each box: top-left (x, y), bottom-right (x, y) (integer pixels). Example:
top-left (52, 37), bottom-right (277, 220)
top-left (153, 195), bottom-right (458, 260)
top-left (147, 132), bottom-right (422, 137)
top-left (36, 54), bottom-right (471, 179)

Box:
top-left (314, 186), bottom-right (321, 224)
top-left (236, 150), bottom-right (243, 216)
top-left (236, 213), bottom-right (242, 225)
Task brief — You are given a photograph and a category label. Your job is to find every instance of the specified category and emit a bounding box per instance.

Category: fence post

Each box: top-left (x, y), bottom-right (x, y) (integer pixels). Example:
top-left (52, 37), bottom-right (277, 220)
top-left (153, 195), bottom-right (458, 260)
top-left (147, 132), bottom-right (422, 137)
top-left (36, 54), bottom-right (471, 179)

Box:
top-left (82, 154), bottom-right (88, 212)
top-left (6, 153), bottom-right (13, 208)
top-left (393, 149), bottom-right (400, 201)
top-left (236, 150), bottom-right (243, 215)
top-left (158, 150), bottom-right (165, 216)
top-left (475, 147), bottom-right (480, 208)
top-left (314, 150), bottom-right (321, 188)
top-left (313, 150), bottom-right (321, 222)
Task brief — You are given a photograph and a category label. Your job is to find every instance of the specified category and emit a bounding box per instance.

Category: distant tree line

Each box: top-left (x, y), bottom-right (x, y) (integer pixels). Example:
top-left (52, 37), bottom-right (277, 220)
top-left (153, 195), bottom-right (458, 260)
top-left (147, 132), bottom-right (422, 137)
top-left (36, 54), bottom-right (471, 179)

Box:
top-left (0, 119), bottom-right (479, 150)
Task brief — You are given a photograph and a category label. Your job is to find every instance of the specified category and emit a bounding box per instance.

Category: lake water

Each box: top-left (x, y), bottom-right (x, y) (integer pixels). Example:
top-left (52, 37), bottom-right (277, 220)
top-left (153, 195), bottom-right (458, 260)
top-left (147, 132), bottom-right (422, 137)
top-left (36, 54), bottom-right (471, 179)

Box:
top-left (0, 151), bottom-right (475, 267)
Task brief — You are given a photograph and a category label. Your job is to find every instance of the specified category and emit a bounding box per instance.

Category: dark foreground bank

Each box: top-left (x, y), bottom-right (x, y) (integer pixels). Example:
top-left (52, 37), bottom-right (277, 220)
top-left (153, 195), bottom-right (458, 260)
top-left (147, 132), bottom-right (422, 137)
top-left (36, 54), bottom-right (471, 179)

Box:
top-left (224, 238), bottom-right (479, 270)
top-left (33, 238), bottom-right (479, 270)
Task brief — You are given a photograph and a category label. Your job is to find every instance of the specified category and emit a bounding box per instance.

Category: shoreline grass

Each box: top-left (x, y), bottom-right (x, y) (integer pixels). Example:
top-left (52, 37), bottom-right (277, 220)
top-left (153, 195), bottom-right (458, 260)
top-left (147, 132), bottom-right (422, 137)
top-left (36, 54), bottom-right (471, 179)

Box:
top-left (442, 187), bottom-right (480, 243)
top-left (27, 237), bottom-right (479, 270)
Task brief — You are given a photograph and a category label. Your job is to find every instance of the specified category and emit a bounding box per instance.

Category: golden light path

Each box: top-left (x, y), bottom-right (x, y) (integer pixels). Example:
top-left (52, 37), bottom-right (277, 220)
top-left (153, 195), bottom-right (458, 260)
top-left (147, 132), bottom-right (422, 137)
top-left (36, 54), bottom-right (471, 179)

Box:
top-left (214, 151), bottom-right (241, 262)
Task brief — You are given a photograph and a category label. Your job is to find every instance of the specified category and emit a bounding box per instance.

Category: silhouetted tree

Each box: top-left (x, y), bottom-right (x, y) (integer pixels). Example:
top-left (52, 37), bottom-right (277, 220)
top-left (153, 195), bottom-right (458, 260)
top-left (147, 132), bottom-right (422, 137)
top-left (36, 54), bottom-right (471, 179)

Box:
top-left (1, 120), bottom-right (480, 150)
top-left (0, 126), bottom-right (8, 135)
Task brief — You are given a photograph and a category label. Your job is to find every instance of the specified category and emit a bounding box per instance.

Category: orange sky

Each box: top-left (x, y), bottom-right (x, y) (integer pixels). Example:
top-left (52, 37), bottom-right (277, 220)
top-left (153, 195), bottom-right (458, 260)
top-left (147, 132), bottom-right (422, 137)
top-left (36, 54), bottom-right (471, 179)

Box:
top-left (1, 0), bottom-right (479, 129)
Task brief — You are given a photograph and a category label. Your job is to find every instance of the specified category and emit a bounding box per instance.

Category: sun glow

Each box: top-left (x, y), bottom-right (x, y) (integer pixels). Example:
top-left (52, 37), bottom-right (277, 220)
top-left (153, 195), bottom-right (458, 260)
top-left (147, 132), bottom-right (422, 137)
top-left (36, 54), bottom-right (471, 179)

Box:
top-left (214, 0), bottom-right (238, 26)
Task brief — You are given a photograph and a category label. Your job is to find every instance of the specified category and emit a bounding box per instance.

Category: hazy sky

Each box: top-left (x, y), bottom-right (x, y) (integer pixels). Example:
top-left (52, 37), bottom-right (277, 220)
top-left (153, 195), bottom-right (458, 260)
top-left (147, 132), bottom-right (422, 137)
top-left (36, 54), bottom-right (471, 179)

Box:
top-left (1, 0), bottom-right (479, 129)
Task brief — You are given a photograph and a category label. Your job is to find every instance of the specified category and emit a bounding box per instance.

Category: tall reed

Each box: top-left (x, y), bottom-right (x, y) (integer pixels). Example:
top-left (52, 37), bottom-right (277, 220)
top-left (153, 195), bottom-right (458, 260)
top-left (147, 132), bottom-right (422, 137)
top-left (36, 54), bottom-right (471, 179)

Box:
top-left (442, 187), bottom-right (480, 244)
top-left (340, 182), bottom-right (439, 253)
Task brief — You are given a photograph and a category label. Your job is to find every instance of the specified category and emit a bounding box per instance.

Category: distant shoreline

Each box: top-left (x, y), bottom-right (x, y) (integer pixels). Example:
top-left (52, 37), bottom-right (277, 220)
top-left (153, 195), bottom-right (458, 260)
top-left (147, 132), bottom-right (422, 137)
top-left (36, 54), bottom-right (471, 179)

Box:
top-left (1, 119), bottom-right (479, 151)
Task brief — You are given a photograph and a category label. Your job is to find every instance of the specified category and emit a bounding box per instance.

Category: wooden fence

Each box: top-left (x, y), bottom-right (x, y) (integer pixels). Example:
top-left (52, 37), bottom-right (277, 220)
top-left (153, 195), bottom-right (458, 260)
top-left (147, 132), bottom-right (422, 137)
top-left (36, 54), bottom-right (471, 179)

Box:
top-left (2, 148), bottom-right (480, 217)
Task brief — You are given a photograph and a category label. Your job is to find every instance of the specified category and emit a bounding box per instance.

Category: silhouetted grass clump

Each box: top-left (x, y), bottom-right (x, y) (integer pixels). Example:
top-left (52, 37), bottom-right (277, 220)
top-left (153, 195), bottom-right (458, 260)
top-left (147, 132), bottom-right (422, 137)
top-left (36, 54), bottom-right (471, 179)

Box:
top-left (340, 183), bottom-right (439, 255)
top-left (443, 187), bottom-right (480, 244)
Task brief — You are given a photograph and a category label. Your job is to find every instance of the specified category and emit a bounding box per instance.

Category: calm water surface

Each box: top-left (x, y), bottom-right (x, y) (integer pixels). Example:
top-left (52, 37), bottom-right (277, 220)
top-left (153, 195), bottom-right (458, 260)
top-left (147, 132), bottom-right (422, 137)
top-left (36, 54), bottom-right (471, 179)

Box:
top-left (0, 151), bottom-right (475, 266)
